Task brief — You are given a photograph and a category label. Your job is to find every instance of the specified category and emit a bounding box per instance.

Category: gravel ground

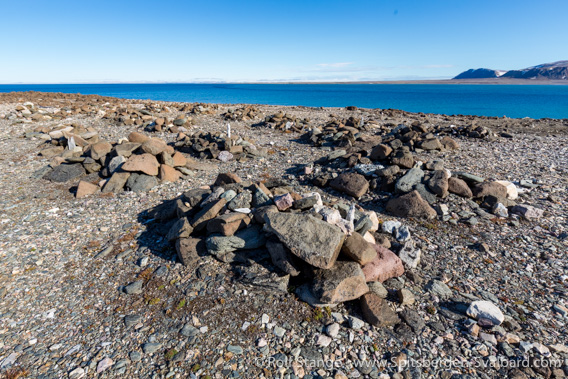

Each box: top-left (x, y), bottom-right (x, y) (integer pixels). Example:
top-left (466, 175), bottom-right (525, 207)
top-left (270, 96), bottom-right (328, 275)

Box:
top-left (0, 92), bottom-right (567, 379)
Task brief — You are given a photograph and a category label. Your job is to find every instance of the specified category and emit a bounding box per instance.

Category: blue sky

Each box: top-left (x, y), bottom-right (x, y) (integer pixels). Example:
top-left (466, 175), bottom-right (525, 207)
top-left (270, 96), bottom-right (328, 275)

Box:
top-left (1, 0), bottom-right (567, 83)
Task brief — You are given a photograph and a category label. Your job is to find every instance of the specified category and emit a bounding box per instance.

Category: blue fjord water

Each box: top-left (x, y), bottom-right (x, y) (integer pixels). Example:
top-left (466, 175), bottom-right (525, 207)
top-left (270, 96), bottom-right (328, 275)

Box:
top-left (1, 83), bottom-right (567, 119)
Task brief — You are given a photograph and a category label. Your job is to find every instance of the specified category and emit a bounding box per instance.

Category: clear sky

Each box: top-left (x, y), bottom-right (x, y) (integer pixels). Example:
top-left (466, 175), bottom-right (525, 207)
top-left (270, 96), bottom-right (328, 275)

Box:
top-left (1, 0), bottom-right (567, 83)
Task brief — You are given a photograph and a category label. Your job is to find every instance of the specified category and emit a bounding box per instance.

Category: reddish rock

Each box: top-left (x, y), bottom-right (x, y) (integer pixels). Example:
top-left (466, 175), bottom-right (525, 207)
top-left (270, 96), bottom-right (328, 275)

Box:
top-left (448, 177), bottom-right (473, 198)
top-left (441, 136), bottom-right (460, 150)
top-left (172, 152), bottom-right (187, 167)
top-left (370, 144), bottom-right (393, 160)
top-left (166, 218), bottom-right (193, 242)
top-left (341, 232), bottom-right (377, 265)
top-left (191, 198), bottom-right (227, 231)
top-left (159, 164), bottom-right (181, 182)
top-left (385, 190), bottom-right (437, 219)
top-left (360, 293), bottom-right (400, 327)
top-left (214, 173), bottom-right (242, 186)
top-left (102, 172), bottom-right (130, 193)
top-left (427, 170), bottom-right (449, 197)
top-left (311, 261), bottom-right (369, 304)
top-left (90, 141), bottom-right (112, 160)
top-left (471, 181), bottom-right (507, 199)
top-left (128, 131), bottom-right (149, 143)
top-left (361, 244), bottom-right (404, 282)
top-left (122, 153), bottom-right (160, 176)
top-left (207, 212), bottom-right (251, 236)
top-left (141, 138), bottom-right (168, 155)
top-left (330, 172), bottom-right (369, 198)
top-left (76, 180), bottom-right (99, 198)
top-left (40, 146), bottom-right (64, 158)
top-left (273, 193), bottom-right (294, 211)
top-left (175, 237), bottom-right (206, 267)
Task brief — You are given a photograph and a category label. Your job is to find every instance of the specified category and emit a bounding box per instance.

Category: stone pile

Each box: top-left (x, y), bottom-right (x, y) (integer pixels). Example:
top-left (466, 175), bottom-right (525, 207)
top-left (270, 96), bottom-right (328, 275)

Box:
top-left (174, 130), bottom-right (268, 162)
top-left (149, 173), bottom-right (416, 321)
top-left (253, 112), bottom-right (311, 132)
top-left (3, 100), bottom-right (108, 123)
top-left (310, 148), bottom-right (543, 225)
top-left (35, 130), bottom-right (193, 197)
top-left (305, 119), bottom-right (459, 155)
top-left (222, 105), bottom-right (263, 121)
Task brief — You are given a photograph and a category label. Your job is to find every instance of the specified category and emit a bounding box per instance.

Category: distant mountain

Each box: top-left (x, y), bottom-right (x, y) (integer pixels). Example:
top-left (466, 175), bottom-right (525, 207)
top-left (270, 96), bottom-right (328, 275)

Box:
top-left (453, 61), bottom-right (568, 80)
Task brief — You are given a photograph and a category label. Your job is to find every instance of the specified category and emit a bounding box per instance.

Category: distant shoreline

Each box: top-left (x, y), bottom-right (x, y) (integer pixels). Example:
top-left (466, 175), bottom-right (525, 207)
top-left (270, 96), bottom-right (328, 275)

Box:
top-left (1, 79), bottom-right (568, 85)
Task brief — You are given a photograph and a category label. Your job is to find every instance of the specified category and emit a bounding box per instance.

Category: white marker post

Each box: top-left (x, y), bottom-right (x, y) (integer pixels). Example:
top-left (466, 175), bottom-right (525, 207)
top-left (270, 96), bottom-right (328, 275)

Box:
top-left (227, 123), bottom-right (231, 138)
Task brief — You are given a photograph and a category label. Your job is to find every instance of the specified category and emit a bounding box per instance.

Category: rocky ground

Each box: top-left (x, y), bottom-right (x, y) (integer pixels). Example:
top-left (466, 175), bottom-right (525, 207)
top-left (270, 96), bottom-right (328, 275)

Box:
top-left (0, 92), bottom-right (567, 379)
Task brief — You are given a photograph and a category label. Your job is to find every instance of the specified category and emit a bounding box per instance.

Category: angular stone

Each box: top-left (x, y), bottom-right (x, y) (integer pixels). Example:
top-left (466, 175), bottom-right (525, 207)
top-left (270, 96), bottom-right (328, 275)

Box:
top-left (467, 300), bottom-right (505, 326)
top-left (427, 170), bottom-right (449, 197)
top-left (293, 195), bottom-right (319, 210)
top-left (399, 308), bottom-right (425, 333)
top-left (253, 205), bottom-right (279, 224)
top-left (370, 144), bottom-right (392, 160)
top-left (448, 177), bottom-right (473, 198)
top-left (376, 165), bottom-right (400, 177)
top-left (395, 167), bottom-right (424, 194)
top-left (182, 188), bottom-right (211, 208)
top-left (471, 181), bottom-right (507, 199)
top-left (214, 173), bottom-right (241, 186)
top-left (125, 173), bottom-right (158, 192)
top-left (252, 186), bottom-right (273, 208)
top-left (425, 279), bottom-right (453, 299)
top-left (124, 280), bottom-right (143, 295)
top-left (114, 142), bottom-right (140, 158)
top-left (420, 138), bottom-right (443, 150)
top-left (360, 293), bottom-right (400, 327)
top-left (266, 240), bottom-right (301, 276)
top-left (172, 152), bottom-right (187, 167)
top-left (311, 262), bottom-right (369, 304)
top-left (159, 164), bottom-right (181, 182)
top-left (361, 244), bottom-right (404, 282)
top-left (90, 141), bottom-right (112, 160)
top-left (141, 138), bottom-right (168, 155)
top-left (441, 136), bottom-right (459, 150)
top-left (227, 190), bottom-right (252, 211)
top-left (167, 218), bottom-right (193, 242)
top-left (263, 212), bottom-right (345, 269)
top-left (495, 180), bottom-right (519, 200)
top-left (76, 180), bottom-right (99, 198)
top-left (207, 212), bottom-right (250, 236)
top-left (341, 232), bottom-right (377, 265)
top-left (398, 239), bottom-right (421, 269)
top-left (390, 150), bottom-right (414, 169)
top-left (44, 164), bottom-right (85, 182)
top-left (191, 198), bottom-right (227, 231)
top-left (40, 146), bottom-right (64, 158)
top-left (128, 131), bottom-right (149, 143)
top-left (108, 155), bottom-right (126, 174)
top-left (175, 237), bottom-right (205, 267)
top-left (330, 172), bottom-right (369, 198)
top-left (510, 205), bottom-right (544, 220)
top-left (102, 172), bottom-right (130, 193)
top-left (122, 153), bottom-right (160, 176)
top-left (206, 226), bottom-right (266, 258)
top-left (386, 190), bottom-right (437, 219)
top-left (273, 193), bottom-right (294, 211)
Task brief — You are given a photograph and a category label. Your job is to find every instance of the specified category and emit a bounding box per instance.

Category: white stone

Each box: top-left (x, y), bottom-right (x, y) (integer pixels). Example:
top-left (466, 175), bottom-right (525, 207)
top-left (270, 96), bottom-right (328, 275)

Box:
top-left (382, 220), bottom-right (401, 234)
top-left (316, 334), bottom-right (332, 347)
top-left (363, 231), bottom-right (376, 245)
top-left (466, 300), bottom-right (504, 326)
top-left (493, 203), bottom-right (508, 218)
top-left (496, 180), bottom-right (518, 200)
top-left (326, 323), bottom-right (340, 338)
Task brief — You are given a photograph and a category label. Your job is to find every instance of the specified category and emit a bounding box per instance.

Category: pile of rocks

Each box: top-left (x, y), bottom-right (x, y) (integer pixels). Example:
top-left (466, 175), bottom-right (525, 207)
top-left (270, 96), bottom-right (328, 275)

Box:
top-left (149, 173), bottom-right (417, 324)
top-left (310, 147), bottom-right (543, 225)
top-left (253, 112), bottom-right (311, 132)
top-left (222, 105), bottom-right (263, 121)
top-left (174, 130), bottom-right (268, 162)
top-left (36, 131), bottom-right (192, 196)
